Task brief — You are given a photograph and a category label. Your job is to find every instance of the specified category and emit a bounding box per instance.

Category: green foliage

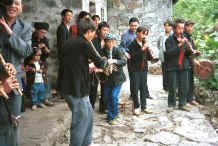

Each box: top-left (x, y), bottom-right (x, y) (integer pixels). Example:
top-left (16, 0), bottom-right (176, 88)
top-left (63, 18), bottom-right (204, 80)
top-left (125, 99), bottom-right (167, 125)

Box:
top-left (174, 0), bottom-right (218, 90)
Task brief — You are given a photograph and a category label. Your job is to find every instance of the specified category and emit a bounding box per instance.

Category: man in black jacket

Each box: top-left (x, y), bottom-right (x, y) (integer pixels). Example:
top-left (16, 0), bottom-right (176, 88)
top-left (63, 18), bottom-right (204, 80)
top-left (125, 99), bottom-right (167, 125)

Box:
top-left (90, 21), bottom-right (109, 112)
top-left (128, 26), bottom-right (153, 115)
top-left (60, 18), bottom-right (111, 146)
top-left (56, 9), bottom-right (72, 92)
top-left (184, 20), bottom-right (201, 106)
top-left (32, 22), bottom-right (50, 63)
top-left (165, 18), bottom-right (192, 112)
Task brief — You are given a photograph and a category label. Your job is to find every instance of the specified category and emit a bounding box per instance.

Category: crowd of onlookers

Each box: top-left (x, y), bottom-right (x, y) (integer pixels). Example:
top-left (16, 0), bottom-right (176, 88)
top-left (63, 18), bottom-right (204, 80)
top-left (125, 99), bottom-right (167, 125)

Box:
top-left (0, 0), bottom-right (202, 145)
top-left (21, 9), bottom-right (200, 118)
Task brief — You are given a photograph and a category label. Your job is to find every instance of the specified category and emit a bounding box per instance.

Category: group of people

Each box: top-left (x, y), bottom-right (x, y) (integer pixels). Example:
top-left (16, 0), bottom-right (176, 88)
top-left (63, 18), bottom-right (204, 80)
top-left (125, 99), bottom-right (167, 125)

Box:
top-left (0, 0), bottom-right (202, 146)
top-left (23, 21), bottom-right (54, 110)
top-left (158, 19), bottom-right (201, 112)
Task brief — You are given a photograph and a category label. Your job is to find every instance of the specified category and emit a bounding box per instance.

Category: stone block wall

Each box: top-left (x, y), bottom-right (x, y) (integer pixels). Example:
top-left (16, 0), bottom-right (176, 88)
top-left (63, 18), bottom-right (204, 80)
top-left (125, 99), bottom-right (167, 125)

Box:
top-left (107, 0), bottom-right (173, 55)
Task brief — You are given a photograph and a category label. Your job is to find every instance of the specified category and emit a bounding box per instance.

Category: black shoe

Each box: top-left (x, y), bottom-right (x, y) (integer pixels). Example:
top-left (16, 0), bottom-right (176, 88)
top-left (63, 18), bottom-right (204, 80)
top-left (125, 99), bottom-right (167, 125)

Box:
top-left (147, 96), bottom-right (153, 99)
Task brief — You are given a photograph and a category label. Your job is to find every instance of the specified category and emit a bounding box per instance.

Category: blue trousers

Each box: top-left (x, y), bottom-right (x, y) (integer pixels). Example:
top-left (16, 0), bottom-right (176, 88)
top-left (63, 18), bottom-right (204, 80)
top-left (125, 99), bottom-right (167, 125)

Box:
top-left (64, 95), bottom-right (93, 146)
top-left (31, 83), bottom-right (46, 105)
top-left (103, 84), bottom-right (122, 121)
top-left (44, 80), bottom-right (51, 99)
top-left (167, 70), bottom-right (189, 107)
top-left (0, 94), bottom-right (21, 146)
top-left (131, 70), bottom-right (149, 110)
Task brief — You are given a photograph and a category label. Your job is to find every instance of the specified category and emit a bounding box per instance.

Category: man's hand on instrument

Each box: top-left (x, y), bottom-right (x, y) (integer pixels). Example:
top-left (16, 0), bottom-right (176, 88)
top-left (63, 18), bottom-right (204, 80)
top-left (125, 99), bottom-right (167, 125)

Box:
top-left (95, 68), bottom-right (104, 73)
top-left (89, 63), bottom-right (96, 73)
top-left (0, 17), bottom-right (13, 35)
top-left (148, 48), bottom-right (153, 55)
top-left (37, 69), bottom-right (43, 73)
top-left (193, 60), bottom-right (200, 67)
top-left (1, 76), bottom-right (19, 94)
top-left (108, 58), bottom-right (116, 65)
top-left (177, 37), bottom-right (186, 47)
top-left (142, 43), bottom-right (149, 51)
top-left (38, 43), bottom-right (45, 49)
top-left (195, 50), bottom-right (202, 56)
top-left (4, 63), bottom-right (17, 76)
top-left (124, 52), bottom-right (131, 59)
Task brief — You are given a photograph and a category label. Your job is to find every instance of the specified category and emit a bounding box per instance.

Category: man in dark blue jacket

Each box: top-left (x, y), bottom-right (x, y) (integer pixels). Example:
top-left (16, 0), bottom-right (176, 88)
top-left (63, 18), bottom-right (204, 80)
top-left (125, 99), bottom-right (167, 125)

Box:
top-left (98, 33), bottom-right (126, 124)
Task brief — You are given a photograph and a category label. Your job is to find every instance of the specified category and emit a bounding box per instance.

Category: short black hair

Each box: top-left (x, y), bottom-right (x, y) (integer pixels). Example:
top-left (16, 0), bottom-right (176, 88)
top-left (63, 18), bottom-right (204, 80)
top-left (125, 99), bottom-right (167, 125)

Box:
top-left (34, 22), bottom-right (49, 31)
top-left (77, 18), bottom-right (96, 36)
top-left (129, 17), bottom-right (139, 25)
top-left (61, 9), bottom-right (72, 17)
top-left (77, 11), bottom-right (91, 24)
top-left (164, 20), bottom-right (173, 27)
top-left (98, 21), bottom-right (109, 30)
top-left (92, 15), bottom-right (100, 21)
top-left (136, 26), bottom-right (149, 34)
top-left (173, 18), bottom-right (185, 28)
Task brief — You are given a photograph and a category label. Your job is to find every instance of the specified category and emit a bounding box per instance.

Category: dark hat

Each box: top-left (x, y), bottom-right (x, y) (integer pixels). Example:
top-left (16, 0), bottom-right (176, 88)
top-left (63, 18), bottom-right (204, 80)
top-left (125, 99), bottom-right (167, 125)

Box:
top-left (185, 20), bottom-right (195, 26)
top-left (34, 22), bottom-right (49, 31)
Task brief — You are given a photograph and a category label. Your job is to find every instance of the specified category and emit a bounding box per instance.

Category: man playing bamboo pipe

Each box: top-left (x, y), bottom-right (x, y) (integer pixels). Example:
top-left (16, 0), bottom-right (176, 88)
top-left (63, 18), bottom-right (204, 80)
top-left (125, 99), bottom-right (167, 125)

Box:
top-left (165, 18), bottom-right (192, 112)
top-left (0, 0), bottom-right (33, 145)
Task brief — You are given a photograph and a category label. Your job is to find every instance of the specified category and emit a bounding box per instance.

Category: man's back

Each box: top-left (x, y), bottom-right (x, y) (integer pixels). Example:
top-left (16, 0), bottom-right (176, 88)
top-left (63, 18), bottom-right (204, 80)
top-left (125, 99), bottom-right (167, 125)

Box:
top-left (60, 36), bottom-right (106, 97)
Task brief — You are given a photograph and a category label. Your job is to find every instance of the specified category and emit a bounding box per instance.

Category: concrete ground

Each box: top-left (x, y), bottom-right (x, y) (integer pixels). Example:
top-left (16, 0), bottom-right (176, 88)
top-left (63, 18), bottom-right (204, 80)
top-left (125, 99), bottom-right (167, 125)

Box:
top-left (19, 68), bottom-right (218, 146)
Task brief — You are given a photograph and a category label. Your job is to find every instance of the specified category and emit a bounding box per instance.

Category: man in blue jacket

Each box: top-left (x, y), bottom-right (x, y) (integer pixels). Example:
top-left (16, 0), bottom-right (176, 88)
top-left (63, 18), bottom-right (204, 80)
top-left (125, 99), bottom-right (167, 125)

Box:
top-left (0, 0), bottom-right (33, 145)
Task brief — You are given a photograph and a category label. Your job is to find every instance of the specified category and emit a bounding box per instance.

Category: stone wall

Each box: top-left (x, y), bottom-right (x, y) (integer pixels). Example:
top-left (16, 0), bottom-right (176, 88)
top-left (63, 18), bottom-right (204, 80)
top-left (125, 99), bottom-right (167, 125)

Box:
top-left (21, 0), bottom-right (85, 87)
top-left (20, 0), bottom-right (172, 87)
top-left (107, 0), bottom-right (173, 55)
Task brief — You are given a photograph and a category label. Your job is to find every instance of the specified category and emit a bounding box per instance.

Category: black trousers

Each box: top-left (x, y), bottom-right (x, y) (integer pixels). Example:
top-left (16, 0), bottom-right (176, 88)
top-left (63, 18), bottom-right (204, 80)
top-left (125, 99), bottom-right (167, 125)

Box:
top-left (131, 70), bottom-right (149, 110)
top-left (187, 68), bottom-right (194, 102)
top-left (161, 62), bottom-right (168, 91)
top-left (167, 70), bottom-right (189, 107)
top-left (99, 83), bottom-right (107, 113)
top-left (89, 73), bottom-right (99, 109)
top-left (127, 61), bottom-right (134, 98)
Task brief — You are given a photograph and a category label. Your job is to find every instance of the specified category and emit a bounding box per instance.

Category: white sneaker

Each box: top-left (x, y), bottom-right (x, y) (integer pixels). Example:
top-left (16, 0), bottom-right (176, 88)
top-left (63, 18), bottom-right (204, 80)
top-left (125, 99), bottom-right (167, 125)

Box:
top-left (32, 105), bottom-right (37, 110)
top-left (38, 103), bottom-right (46, 108)
top-left (133, 108), bottom-right (140, 115)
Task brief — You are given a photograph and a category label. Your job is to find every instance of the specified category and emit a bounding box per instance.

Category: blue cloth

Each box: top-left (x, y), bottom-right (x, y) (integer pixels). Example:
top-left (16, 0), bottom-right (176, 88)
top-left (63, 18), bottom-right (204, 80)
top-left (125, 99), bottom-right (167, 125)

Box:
top-left (64, 95), bottom-right (93, 146)
top-left (0, 126), bottom-right (16, 146)
top-left (103, 84), bottom-right (122, 121)
top-left (119, 30), bottom-right (136, 53)
top-left (0, 17), bottom-right (33, 75)
top-left (44, 80), bottom-right (51, 99)
top-left (31, 83), bottom-right (46, 105)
